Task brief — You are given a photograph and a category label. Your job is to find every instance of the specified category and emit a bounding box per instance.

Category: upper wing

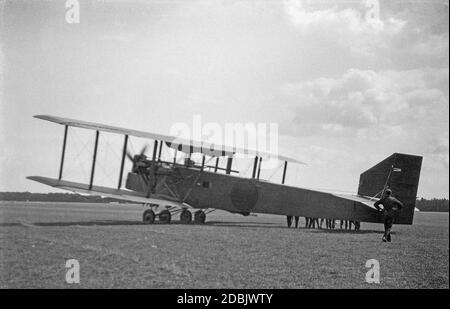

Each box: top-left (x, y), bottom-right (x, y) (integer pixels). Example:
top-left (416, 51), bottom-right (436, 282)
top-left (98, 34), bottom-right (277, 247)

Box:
top-left (27, 176), bottom-right (184, 207)
top-left (34, 115), bottom-right (306, 164)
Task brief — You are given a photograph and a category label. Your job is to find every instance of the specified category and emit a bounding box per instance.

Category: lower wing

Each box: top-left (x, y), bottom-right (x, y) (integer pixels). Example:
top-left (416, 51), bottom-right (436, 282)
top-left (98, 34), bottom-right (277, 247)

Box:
top-left (27, 176), bottom-right (184, 207)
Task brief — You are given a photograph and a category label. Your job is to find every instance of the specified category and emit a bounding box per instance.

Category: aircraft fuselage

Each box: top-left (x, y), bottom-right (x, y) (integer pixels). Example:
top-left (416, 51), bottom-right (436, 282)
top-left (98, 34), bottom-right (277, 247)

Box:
top-left (125, 166), bottom-right (383, 223)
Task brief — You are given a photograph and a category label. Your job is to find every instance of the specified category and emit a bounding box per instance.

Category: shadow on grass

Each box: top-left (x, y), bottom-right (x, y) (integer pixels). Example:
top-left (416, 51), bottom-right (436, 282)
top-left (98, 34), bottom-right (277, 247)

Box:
top-left (1, 220), bottom-right (285, 228)
top-left (305, 228), bottom-right (385, 235)
top-left (0, 220), bottom-right (385, 234)
top-left (0, 220), bottom-right (142, 227)
top-left (206, 222), bottom-right (385, 234)
top-left (35, 220), bottom-right (144, 227)
top-left (0, 220), bottom-right (272, 227)
top-left (205, 221), bottom-right (283, 229)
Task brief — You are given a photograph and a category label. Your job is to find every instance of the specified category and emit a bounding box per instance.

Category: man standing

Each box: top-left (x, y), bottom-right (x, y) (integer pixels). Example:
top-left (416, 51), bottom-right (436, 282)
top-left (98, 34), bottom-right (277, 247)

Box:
top-left (286, 215), bottom-right (293, 228)
top-left (374, 189), bottom-right (404, 242)
top-left (294, 216), bottom-right (299, 228)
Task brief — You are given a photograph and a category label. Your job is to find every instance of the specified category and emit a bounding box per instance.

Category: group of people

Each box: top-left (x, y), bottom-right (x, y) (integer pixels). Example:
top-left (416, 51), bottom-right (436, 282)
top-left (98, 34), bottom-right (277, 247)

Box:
top-left (286, 216), bottom-right (361, 231)
top-left (284, 189), bottom-right (404, 242)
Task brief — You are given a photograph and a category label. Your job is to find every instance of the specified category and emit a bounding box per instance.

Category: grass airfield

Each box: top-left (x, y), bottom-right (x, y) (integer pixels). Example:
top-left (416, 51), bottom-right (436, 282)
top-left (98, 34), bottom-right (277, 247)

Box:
top-left (0, 201), bottom-right (448, 289)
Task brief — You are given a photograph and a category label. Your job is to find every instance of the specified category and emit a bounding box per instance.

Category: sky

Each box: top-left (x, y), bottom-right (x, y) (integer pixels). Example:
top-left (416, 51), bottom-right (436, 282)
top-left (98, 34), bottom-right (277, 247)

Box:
top-left (0, 0), bottom-right (448, 198)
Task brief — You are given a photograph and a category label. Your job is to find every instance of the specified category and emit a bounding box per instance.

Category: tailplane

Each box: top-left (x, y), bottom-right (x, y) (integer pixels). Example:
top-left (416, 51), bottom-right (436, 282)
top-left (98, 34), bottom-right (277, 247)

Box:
top-left (358, 153), bottom-right (423, 224)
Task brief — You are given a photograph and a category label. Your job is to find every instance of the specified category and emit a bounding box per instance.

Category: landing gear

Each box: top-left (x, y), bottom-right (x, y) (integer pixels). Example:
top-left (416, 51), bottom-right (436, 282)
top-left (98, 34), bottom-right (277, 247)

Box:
top-left (194, 210), bottom-right (206, 224)
top-left (158, 209), bottom-right (172, 224)
top-left (142, 205), bottom-right (204, 224)
top-left (180, 209), bottom-right (192, 224)
top-left (142, 209), bottom-right (155, 224)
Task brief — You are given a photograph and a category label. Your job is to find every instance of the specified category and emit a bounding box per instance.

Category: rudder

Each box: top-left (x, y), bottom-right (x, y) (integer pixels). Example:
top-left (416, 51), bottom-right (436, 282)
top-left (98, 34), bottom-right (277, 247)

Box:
top-left (358, 153), bottom-right (423, 224)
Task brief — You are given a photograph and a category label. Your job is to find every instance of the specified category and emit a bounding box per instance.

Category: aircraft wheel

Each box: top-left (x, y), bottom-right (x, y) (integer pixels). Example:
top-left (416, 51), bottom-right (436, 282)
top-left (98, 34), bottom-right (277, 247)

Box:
top-left (194, 210), bottom-right (206, 224)
top-left (158, 209), bottom-right (172, 224)
top-left (180, 209), bottom-right (192, 224)
top-left (143, 209), bottom-right (155, 224)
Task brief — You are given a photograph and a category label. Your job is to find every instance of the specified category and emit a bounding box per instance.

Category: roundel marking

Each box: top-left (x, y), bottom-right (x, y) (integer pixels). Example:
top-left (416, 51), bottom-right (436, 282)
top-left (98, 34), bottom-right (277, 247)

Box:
top-left (230, 181), bottom-right (258, 212)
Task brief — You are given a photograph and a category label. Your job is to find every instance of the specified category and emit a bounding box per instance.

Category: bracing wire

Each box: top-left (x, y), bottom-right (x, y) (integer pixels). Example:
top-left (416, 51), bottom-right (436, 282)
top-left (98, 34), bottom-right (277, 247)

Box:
top-left (267, 162), bottom-right (283, 181)
top-left (63, 129), bottom-right (90, 181)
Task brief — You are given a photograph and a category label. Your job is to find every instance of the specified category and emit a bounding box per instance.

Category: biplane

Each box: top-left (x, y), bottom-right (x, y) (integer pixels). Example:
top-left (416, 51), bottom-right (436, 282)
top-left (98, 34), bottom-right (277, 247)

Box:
top-left (28, 115), bottom-right (423, 226)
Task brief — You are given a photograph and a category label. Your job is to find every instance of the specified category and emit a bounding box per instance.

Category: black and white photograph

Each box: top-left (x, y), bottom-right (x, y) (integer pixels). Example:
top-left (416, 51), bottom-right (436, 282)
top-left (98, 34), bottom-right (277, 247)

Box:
top-left (0, 0), bottom-right (448, 292)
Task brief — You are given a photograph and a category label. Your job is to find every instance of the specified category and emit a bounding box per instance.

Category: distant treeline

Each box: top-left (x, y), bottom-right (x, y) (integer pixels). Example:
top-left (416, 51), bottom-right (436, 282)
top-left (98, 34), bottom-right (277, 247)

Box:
top-left (415, 198), bottom-right (449, 212)
top-left (0, 192), bottom-right (134, 203)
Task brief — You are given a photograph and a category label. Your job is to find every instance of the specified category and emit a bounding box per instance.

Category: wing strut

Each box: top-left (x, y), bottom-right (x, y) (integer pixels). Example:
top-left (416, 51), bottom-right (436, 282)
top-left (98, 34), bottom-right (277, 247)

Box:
top-left (282, 161), bottom-right (288, 184)
top-left (89, 130), bottom-right (100, 190)
top-left (256, 157), bottom-right (262, 180)
top-left (251, 156), bottom-right (258, 178)
top-left (58, 125), bottom-right (68, 180)
top-left (226, 157), bottom-right (233, 174)
top-left (214, 157), bottom-right (219, 172)
top-left (118, 134), bottom-right (128, 189)
top-left (157, 140), bottom-right (163, 161)
top-left (201, 155), bottom-right (206, 171)
top-left (152, 140), bottom-right (158, 161)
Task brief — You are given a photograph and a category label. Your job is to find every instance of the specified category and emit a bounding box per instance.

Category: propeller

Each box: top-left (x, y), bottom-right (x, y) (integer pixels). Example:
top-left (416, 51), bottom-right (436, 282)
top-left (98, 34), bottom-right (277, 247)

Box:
top-left (126, 144), bottom-right (149, 163)
top-left (126, 144), bottom-right (151, 190)
top-left (126, 143), bottom-right (171, 195)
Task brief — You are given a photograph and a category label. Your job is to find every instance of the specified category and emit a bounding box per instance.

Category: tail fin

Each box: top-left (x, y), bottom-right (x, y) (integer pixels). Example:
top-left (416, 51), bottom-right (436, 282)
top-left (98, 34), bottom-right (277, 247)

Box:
top-left (358, 153), bottom-right (423, 224)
